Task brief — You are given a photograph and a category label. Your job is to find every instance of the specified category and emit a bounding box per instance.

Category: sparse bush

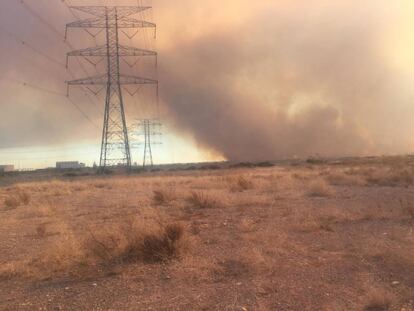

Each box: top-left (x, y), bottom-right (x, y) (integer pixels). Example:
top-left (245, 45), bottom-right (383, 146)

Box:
top-left (186, 191), bottom-right (219, 209)
top-left (307, 179), bottom-right (334, 197)
top-left (256, 162), bottom-right (274, 168)
top-left (306, 157), bottom-right (326, 165)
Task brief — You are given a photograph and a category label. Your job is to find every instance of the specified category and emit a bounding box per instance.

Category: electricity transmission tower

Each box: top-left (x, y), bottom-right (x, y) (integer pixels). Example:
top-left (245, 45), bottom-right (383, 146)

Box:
top-left (65, 6), bottom-right (158, 169)
top-left (134, 119), bottom-right (162, 167)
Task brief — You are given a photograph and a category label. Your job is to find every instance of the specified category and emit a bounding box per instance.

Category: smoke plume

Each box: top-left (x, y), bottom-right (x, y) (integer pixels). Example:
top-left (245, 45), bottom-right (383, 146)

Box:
top-left (159, 0), bottom-right (414, 160)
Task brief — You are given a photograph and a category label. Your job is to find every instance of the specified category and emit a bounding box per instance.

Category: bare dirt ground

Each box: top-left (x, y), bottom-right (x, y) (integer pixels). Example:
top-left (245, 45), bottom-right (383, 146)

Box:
top-left (0, 157), bottom-right (413, 311)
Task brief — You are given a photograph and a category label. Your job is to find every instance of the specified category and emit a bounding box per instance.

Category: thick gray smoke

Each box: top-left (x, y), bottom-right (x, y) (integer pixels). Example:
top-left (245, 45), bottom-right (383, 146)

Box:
top-left (159, 1), bottom-right (414, 161)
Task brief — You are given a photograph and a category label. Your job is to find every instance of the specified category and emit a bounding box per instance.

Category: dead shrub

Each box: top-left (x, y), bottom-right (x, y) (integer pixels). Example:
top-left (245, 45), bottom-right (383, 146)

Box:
top-left (187, 191), bottom-right (219, 209)
top-left (307, 179), bottom-right (334, 197)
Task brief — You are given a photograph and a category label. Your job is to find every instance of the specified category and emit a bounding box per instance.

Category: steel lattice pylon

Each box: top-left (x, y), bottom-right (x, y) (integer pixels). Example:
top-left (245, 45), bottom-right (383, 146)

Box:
top-left (65, 6), bottom-right (158, 169)
top-left (140, 119), bottom-right (162, 167)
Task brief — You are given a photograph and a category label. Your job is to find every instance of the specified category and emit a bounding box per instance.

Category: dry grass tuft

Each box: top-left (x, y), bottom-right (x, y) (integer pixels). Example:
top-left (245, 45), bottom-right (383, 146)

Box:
top-left (231, 175), bottom-right (254, 192)
top-left (398, 198), bottom-right (414, 221)
top-left (36, 223), bottom-right (47, 238)
top-left (17, 191), bottom-right (30, 205)
top-left (325, 171), bottom-right (365, 186)
top-left (140, 223), bottom-right (185, 262)
top-left (186, 191), bottom-right (220, 209)
top-left (0, 209), bottom-right (187, 281)
top-left (3, 189), bottom-right (31, 209)
top-left (85, 221), bottom-right (186, 265)
top-left (152, 188), bottom-right (175, 206)
top-left (307, 179), bottom-right (334, 197)
top-left (365, 167), bottom-right (414, 187)
top-left (0, 263), bottom-right (20, 280)
top-left (3, 196), bottom-right (20, 209)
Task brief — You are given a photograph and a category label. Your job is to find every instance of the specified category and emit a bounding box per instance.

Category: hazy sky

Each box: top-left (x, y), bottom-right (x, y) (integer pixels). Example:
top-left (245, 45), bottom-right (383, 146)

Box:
top-left (1, 0), bottom-right (414, 168)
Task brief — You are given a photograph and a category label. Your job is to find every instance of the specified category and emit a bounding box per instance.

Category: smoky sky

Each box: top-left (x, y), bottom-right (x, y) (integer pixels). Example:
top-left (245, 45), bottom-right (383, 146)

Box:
top-left (1, 0), bottom-right (414, 160)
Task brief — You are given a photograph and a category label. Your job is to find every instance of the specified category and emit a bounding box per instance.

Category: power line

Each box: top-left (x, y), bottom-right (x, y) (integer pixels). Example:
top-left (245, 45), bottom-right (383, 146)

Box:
top-left (0, 25), bottom-right (65, 68)
top-left (0, 19), bottom-right (102, 114)
top-left (0, 145), bottom-right (99, 153)
top-left (11, 79), bottom-right (100, 129)
top-left (20, 0), bottom-right (65, 39)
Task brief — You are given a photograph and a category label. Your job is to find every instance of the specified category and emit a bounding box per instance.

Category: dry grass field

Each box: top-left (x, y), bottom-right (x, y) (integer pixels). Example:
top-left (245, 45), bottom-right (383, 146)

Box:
top-left (0, 157), bottom-right (414, 311)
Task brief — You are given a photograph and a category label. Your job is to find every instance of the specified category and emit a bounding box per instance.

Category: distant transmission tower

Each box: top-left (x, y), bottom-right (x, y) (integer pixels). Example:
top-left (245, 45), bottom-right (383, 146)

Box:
top-left (65, 6), bottom-right (158, 169)
top-left (135, 119), bottom-right (162, 167)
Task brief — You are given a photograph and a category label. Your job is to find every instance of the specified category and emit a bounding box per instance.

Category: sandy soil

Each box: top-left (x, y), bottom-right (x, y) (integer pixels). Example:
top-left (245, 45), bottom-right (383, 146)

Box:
top-left (0, 159), bottom-right (413, 311)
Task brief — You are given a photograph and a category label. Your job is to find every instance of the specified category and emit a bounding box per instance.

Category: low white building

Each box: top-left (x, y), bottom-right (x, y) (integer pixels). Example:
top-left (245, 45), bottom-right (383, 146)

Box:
top-left (56, 161), bottom-right (85, 170)
top-left (0, 165), bottom-right (14, 173)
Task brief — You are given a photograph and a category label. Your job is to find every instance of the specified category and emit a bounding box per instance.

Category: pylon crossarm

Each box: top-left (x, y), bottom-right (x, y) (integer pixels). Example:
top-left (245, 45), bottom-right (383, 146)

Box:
top-left (119, 75), bottom-right (158, 85)
top-left (116, 7), bottom-right (152, 18)
top-left (117, 18), bottom-right (156, 29)
top-left (118, 45), bottom-right (157, 57)
top-left (70, 6), bottom-right (151, 18)
top-left (67, 74), bottom-right (107, 86)
top-left (67, 18), bottom-right (106, 29)
top-left (67, 45), bottom-right (156, 59)
top-left (67, 18), bottom-right (155, 30)
top-left (68, 46), bottom-right (108, 57)
top-left (69, 6), bottom-right (107, 17)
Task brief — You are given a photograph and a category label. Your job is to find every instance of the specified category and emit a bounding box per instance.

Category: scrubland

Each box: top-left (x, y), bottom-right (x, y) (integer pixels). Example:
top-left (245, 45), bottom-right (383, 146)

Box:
top-left (0, 157), bottom-right (414, 310)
